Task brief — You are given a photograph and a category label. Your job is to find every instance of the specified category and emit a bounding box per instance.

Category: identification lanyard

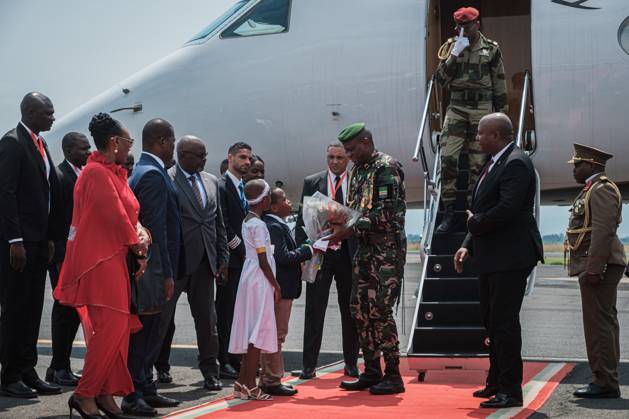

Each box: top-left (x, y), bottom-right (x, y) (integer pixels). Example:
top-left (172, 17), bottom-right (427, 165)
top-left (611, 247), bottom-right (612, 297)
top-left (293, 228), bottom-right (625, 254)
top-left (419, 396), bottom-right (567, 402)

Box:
top-left (328, 172), bottom-right (347, 202)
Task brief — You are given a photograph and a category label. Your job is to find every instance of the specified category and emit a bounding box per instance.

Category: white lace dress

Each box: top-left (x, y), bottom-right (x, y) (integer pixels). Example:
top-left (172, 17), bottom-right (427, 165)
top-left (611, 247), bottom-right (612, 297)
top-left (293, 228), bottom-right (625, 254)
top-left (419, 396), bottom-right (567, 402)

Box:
top-left (228, 216), bottom-right (278, 354)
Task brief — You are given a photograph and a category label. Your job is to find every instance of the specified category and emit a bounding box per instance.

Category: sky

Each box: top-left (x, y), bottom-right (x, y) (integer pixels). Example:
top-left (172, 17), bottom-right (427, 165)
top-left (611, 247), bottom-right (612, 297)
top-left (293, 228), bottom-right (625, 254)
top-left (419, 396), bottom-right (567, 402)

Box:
top-left (1, 0), bottom-right (627, 237)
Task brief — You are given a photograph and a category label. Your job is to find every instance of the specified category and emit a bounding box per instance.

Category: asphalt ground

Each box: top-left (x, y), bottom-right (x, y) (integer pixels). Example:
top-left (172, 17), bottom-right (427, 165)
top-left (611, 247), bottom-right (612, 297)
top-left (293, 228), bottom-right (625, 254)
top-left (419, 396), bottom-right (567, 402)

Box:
top-left (1, 254), bottom-right (628, 418)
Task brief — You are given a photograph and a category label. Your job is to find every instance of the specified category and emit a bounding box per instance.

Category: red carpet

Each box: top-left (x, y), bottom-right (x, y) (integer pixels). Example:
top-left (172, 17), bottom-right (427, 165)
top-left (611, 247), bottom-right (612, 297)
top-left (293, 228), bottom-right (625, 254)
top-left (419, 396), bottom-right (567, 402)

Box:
top-left (166, 358), bottom-right (573, 419)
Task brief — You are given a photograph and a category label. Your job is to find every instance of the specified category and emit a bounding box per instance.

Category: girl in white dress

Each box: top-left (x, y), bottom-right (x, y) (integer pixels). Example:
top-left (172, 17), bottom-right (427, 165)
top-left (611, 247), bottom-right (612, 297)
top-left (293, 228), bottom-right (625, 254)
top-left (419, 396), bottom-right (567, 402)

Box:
top-left (229, 179), bottom-right (281, 400)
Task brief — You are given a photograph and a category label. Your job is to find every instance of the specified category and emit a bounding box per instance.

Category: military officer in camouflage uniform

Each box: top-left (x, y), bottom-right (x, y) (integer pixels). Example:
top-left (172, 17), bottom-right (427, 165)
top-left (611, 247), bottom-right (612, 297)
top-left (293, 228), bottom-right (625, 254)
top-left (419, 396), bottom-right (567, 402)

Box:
top-left (435, 6), bottom-right (508, 233)
top-left (566, 144), bottom-right (626, 399)
top-left (327, 122), bottom-right (406, 395)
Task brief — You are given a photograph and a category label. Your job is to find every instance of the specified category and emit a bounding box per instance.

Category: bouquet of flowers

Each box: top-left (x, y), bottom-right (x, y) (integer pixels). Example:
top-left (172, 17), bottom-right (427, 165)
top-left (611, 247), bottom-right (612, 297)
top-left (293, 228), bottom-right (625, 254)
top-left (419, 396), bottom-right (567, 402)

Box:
top-left (300, 191), bottom-right (362, 283)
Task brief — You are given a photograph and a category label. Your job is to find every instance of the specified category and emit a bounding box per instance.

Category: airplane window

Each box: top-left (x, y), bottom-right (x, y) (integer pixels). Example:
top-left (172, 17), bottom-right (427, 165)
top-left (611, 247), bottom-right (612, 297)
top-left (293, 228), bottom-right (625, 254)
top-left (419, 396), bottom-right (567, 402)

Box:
top-left (186, 0), bottom-right (251, 44)
top-left (619, 16), bottom-right (629, 55)
top-left (221, 0), bottom-right (290, 38)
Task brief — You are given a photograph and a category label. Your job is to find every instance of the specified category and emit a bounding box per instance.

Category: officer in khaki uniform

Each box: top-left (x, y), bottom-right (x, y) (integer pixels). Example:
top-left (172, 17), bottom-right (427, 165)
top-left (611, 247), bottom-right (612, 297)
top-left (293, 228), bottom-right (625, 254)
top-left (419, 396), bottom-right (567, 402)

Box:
top-left (435, 7), bottom-right (508, 233)
top-left (566, 143), bottom-right (626, 399)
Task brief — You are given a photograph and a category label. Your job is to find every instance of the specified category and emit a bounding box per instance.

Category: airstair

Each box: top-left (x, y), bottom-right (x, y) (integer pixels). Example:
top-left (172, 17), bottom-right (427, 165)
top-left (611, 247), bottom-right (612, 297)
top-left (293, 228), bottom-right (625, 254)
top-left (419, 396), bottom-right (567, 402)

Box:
top-left (406, 71), bottom-right (540, 382)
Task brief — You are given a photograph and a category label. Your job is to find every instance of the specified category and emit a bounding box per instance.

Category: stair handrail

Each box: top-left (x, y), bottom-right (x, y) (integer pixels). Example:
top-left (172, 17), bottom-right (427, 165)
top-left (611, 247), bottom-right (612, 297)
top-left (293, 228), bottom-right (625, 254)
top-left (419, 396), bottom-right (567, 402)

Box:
top-left (515, 70), bottom-right (532, 149)
top-left (412, 75), bottom-right (436, 182)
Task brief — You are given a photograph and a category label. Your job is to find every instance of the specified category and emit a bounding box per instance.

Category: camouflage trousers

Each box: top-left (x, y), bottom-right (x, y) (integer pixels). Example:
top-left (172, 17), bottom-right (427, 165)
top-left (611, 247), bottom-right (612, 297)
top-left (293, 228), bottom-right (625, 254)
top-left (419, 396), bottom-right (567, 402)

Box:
top-left (350, 242), bottom-right (404, 364)
top-left (440, 102), bottom-right (492, 206)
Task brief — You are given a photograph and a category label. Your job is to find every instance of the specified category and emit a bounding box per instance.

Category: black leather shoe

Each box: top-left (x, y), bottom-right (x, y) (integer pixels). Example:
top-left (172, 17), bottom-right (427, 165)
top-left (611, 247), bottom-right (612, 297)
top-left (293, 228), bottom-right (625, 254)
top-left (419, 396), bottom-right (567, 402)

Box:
top-left (473, 385), bottom-right (498, 398)
top-left (0, 381), bottom-right (37, 398)
top-left (480, 393), bottom-right (523, 409)
top-left (25, 378), bottom-right (62, 395)
top-left (219, 364), bottom-right (239, 380)
top-left (143, 393), bottom-right (180, 408)
top-left (369, 375), bottom-right (405, 395)
top-left (157, 371), bottom-right (172, 384)
top-left (340, 374), bottom-right (382, 391)
top-left (263, 383), bottom-right (298, 396)
top-left (204, 376), bottom-right (222, 391)
top-left (121, 398), bottom-right (157, 417)
top-left (299, 367), bottom-right (316, 379)
top-left (344, 364), bottom-right (360, 378)
top-left (573, 383), bottom-right (620, 399)
top-left (49, 369), bottom-right (80, 387)
top-left (436, 204), bottom-right (456, 233)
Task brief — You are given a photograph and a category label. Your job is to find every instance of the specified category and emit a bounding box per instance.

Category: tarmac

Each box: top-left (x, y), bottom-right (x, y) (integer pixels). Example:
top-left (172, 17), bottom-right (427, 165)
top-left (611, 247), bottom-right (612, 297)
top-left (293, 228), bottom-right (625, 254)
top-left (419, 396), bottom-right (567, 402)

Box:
top-left (1, 253), bottom-right (628, 418)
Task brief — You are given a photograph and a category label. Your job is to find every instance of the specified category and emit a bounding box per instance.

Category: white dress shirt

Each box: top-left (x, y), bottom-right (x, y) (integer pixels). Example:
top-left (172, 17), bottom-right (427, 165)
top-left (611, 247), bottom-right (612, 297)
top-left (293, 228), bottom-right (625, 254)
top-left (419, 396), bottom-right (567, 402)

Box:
top-left (179, 166), bottom-right (207, 208)
top-left (327, 169), bottom-right (348, 204)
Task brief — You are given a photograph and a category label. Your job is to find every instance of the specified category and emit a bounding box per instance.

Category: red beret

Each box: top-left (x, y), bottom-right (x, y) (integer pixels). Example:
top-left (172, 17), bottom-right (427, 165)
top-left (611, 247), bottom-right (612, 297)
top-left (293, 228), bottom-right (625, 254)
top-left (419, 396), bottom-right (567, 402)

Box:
top-left (453, 7), bottom-right (479, 24)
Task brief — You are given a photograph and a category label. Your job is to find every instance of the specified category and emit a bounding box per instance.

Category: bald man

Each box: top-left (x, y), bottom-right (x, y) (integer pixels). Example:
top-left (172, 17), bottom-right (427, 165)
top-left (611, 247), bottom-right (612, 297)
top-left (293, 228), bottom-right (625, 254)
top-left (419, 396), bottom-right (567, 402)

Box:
top-left (125, 118), bottom-right (182, 415)
top-left (454, 113), bottom-right (543, 409)
top-left (153, 136), bottom-right (228, 391)
top-left (0, 93), bottom-right (63, 398)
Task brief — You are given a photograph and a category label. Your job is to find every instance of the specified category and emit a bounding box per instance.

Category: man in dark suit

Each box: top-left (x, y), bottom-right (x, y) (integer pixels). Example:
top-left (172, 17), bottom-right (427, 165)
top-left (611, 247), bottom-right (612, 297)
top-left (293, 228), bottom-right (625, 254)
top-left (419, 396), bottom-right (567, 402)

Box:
top-left (0, 92), bottom-right (63, 398)
top-left (216, 142), bottom-right (252, 379)
top-left (295, 142), bottom-right (359, 379)
top-left (45, 132), bottom-right (91, 387)
top-left (152, 136), bottom-right (229, 391)
top-left (454, 113), bottom-right (543, 409)
top-left (124, 119), bottom-right (181, 416)
top-left (261, 188), bottom-right (313, 396)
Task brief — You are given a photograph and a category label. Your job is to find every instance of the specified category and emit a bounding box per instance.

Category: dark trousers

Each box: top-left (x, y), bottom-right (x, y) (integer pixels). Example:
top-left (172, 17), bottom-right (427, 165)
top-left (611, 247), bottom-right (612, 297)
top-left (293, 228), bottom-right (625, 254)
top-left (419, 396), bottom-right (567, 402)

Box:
top-left (579, 264), bottom-right (624, 390)
top-left (48, 263), bottom-right (80, 372)
top-left (155, 256), bottom-right (220, 378)
top-left (125, 313), bottom-right (161, 401)
top-left (479, 267), bottom-right (532, 399)
top-left (216, 265), bottom-right (242, 367)
top-left (302, 246), bottom-right (359, 369)
top-left (0, 241), bottom-right (48, 385)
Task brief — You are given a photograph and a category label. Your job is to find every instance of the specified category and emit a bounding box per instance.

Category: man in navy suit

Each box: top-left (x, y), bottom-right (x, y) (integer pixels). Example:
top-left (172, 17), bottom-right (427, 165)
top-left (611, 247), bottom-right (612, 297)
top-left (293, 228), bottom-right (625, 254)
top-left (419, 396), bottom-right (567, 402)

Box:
top-left (0, 93), bottom-right (63, 398)
top-left (46, 132), bottom-right (91, 387)
top-left (455, 113), bottom-right (543, 409)
top-left (124, 119), bottom-right (182, 416)
top-left (260, 188), bottom-right (313, 396)
top-left (216, 142), bottom-right (252, 379)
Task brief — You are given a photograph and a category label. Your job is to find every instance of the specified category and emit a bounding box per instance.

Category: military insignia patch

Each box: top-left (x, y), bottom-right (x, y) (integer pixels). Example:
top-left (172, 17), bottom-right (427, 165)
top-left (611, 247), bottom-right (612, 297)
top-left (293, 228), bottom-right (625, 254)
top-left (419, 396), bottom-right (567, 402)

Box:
top-left (479, 49), bottom-right (489, 56)
top-left (378, 186), bottom-right (389, 199)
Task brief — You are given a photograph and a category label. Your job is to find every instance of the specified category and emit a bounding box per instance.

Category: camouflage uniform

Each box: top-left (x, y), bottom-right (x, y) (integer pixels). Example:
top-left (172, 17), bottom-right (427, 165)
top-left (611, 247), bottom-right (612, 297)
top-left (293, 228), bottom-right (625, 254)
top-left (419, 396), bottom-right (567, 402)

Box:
top-left (436, 32), bottom-right (507, 206)
top-left (347, 151), bottom-right (406, 367)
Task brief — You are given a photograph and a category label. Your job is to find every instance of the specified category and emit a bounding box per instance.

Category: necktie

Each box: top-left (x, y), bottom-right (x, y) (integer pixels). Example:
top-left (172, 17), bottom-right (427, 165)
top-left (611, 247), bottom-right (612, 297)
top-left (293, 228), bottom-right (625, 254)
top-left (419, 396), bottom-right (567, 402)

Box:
top-left (477, 158), bottom-right (494, 187)
top-left (29, 131), bottom-right (46, 161)
top-left (334, 175), bottom-right (344, 205)
top-left (189, 175), bottom-right (204, 208)
top-left (238, 181), bottom-right (248, 211)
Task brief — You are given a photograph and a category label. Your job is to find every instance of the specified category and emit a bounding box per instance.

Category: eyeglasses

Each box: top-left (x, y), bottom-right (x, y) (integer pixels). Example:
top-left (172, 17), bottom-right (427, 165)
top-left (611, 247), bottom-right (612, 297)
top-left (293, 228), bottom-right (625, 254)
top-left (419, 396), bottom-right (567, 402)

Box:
top-left (115, 136), bottom-right (134, 146)
top-left (181, 150), bottom-right (208, 159)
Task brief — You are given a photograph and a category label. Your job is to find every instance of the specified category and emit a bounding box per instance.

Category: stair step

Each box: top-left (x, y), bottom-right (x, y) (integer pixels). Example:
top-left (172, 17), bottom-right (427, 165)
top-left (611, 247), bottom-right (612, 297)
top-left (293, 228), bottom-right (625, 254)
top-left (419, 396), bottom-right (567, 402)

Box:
top-left (411, 327), bottom-right (489, 354)
top-left (425, 255), bottom-right (480, 277)
top-left (421, 277), bottom-right (480, 301)
top-left (431, 232), bottom-right (467, 254)
top-left (416, 302), bottom-right (482, 327)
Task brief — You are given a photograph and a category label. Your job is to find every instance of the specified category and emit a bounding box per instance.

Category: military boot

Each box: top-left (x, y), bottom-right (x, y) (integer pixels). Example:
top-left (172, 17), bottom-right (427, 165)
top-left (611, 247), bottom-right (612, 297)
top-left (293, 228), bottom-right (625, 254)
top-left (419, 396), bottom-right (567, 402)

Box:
top-left (436, 203), bottom-right (456, 233)
top-left (340, 357), bottom-right (382, 391)
top-left (369, 360), bottom-right (405, 395)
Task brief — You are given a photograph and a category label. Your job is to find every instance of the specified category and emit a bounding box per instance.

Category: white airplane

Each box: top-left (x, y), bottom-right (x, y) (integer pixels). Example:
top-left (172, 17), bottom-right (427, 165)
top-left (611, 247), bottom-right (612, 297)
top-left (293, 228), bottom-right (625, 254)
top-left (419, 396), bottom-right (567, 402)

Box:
top-left (46, 0), bottom-right (629, 205)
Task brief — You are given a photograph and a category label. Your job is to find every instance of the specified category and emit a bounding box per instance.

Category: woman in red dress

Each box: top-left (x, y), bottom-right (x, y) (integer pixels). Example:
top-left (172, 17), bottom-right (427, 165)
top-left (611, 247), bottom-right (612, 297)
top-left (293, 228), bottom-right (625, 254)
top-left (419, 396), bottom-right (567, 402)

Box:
top-left (55, 113), bottom-right (149, 418)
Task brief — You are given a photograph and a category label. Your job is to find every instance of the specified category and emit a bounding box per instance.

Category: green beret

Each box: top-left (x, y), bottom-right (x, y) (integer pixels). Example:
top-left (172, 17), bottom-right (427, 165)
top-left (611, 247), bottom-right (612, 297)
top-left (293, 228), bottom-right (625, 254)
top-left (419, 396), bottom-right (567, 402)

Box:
top-left (338, 122), bottom-right (366, 143)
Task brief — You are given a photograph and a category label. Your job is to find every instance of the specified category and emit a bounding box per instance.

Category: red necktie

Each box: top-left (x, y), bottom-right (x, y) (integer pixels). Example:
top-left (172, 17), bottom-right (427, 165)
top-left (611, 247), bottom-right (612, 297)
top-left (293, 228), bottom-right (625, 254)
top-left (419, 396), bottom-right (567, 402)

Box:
top-left (29, 131), bottom-right (46, 161)
top-left (477, 158), bottom-right (494, 186)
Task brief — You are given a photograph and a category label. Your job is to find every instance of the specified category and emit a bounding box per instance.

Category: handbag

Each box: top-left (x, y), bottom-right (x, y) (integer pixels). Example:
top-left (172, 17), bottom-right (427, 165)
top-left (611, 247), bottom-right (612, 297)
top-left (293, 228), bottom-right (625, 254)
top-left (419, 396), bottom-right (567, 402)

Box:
top-left (126, 252), bottom-right (142, 314)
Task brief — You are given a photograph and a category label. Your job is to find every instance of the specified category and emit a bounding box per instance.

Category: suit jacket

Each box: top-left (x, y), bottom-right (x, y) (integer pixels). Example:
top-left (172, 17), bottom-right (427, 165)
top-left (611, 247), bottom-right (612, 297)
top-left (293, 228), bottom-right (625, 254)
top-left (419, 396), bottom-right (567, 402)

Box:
top-left (129, 153), bottom-right (182, 313)
top-left (218, 173), bottom-right (246, 270)
top-left (263, 214), bottom-right (312, 299)
top-left (295, 170), bottom-right (357, 258)
top-left (168, 165), bottom-right (229, 277)
top-left (462, 144), bottom-right (543, 274)
top-left (567, 173), bottom-right (626, 276)
top-left (52, 160), bottom-right (78, 263)
top-left (0, 124), bottom-right (61, 243)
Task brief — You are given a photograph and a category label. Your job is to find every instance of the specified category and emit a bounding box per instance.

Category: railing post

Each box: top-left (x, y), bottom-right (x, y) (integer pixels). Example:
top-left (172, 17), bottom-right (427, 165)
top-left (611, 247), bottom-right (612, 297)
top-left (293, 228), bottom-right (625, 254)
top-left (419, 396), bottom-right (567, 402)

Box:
top-left (516, 70), bottom-right (530, 148)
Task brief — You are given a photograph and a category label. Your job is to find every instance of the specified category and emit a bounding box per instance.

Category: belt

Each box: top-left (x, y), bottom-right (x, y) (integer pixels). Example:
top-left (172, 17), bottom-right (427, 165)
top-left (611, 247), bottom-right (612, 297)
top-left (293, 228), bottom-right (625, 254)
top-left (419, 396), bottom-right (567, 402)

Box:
top-left (361, 232), bottom-right (399, 245)
top-left (450, 90), bottom-right (493, 102)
